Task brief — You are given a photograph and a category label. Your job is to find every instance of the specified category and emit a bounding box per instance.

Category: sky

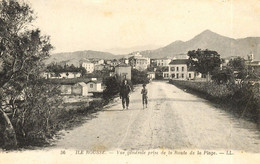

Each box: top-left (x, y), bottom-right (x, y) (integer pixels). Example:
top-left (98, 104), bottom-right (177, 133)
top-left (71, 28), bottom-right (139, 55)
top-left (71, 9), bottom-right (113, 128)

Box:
top-left (28, 0), bottom-right (260, 54)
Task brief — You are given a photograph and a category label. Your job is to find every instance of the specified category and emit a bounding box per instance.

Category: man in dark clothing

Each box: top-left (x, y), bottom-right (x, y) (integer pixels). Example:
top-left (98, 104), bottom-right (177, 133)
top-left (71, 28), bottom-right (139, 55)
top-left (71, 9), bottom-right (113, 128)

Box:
top-left (120, 79), bottom-right (131, 110)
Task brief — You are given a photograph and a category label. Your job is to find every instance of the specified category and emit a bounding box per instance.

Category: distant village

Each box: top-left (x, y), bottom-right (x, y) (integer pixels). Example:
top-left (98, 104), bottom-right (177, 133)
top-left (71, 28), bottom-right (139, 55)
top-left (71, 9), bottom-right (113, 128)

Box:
top-left (42, 51), bottom-right (260, 99)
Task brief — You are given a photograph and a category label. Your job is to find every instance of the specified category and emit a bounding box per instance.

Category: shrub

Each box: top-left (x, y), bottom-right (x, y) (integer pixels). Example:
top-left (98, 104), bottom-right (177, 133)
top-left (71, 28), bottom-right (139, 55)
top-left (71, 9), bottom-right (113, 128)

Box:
top-left (131, 69), bottom-right (149, 85)
top-left (103, 76), bottom-right (121, 100)
top-left (169, 80), bottom-right (260, 122)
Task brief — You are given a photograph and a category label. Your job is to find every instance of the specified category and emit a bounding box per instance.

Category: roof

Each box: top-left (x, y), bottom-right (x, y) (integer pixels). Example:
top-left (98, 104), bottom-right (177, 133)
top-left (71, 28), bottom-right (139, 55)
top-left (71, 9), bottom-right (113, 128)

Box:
top-left (156, 57), bottom-right (171, 60)
top-left (76, 82), bottom-right (88, 87)
top-left (169, 59), bottom-right (189, 65)
top-left (188, 67), bottom-right (196, 71)
top-left (85, 80), bottom-right (102, 84)
top-left (115, 63), bottom-right (131, 67)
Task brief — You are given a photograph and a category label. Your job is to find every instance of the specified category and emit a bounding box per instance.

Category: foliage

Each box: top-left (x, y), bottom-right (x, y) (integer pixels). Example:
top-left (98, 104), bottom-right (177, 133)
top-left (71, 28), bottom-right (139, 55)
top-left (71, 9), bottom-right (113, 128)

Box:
top-left (46, 63), bottom-right (86, 76)
top-left (83, 67), bottom-right (111, 79)
top-left (169, 80), bottom-right (260, 122)
top-left (103, 76), bottom-right (121, 100)
top-left (212, 67), bottom-right (235, 84)
top-left (227, 57), bottom-right (247, 80)
top-left (188, 49), bottom-right (221, 77)
top-left (0, 0), bottom-right (61, 149)
top-left (131, 68), bottom-right (149, 85)
top-left (11, 81), bottom-right (62, 146)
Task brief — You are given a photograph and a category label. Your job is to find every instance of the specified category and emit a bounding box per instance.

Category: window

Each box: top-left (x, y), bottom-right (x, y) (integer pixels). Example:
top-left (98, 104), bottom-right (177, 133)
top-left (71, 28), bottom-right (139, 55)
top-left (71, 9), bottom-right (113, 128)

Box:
top-left (176, 67), bottom-right (179, 71)
top-left (90, 84), bottom-right (94, 88)
top-left (176, 73), bottom-right (179, 79)
top-left (189, 73), bottom-right (191, 78)
top-left (172, 74), bottom-right (175, 78)
top-left (171, 67), bottom-right (175, 71)
top-left (182, 67), bottom-right (184, 71)
top-left (181, 74), bottom-right (184, 78)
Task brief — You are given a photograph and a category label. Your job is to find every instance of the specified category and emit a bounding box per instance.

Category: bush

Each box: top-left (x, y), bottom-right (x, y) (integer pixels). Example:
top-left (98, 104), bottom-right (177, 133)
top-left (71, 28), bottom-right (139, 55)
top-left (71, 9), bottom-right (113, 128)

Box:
top-left (131, 69), bottom-right (149, 85)
top-left (212, 67), bottom-right (234, 84)
top-left (169, 80), bottom-right (260, 122)
top-left (103, 76), bottom-right (121, 100)
top-left (10, 81), bottom-right (63, 146)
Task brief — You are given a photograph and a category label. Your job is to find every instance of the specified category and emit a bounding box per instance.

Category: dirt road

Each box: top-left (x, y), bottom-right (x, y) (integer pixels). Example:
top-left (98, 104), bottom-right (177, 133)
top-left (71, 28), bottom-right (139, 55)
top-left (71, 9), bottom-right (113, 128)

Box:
top-left (53, 81), bottom-right (260, 152)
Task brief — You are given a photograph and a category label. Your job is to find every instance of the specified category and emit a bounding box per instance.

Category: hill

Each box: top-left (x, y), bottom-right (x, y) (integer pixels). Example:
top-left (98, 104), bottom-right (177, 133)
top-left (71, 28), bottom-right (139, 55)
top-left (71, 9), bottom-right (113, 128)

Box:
top-left (44, 50), bottom-right (117, 65)
top-left (139, 30), bottom-right (260, 60)
top-left (45, 30), bottom-right (260, 65)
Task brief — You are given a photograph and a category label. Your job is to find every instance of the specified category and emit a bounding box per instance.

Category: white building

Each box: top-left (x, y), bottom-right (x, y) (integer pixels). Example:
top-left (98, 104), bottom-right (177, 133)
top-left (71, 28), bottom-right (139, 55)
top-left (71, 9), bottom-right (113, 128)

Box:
top-left (168, 59), bottom-right (198, 80)
top-left (72, 82), bottom-right (89, 96)
top-left (81, 62), bottom-right (94, 73)
top-left (147, 72), bottom-right (155, 79)
top-left (60, 82), bottom-right (88, 96)
top-left (156, 58), bottom-right (172, 67)
top-left (43, 72), bottom-right (81, 79)
top-left (59, 72), bottom-right (81, 79)
top-left (129, 52), bottom-right (150, 71)
top-left (97, 59), bottom-right (104, 65)
top-left (86, 81), bottom-right (103, 93)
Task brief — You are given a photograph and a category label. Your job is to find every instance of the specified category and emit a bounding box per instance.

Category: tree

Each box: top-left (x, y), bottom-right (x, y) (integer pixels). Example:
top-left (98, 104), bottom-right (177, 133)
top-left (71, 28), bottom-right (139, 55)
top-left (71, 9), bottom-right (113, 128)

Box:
top-left (188, 49), bottom-right (221, 81)
top-left (131, 69), bottom-right (149, 85)
top-left (227, 57), bottom-right (247, 80)
top-left (212, 67), bottom-right (235, 84)
top-left (0, 0), bottom-right (59, 149)
top-left (103, 76), bottom-right (121, 100)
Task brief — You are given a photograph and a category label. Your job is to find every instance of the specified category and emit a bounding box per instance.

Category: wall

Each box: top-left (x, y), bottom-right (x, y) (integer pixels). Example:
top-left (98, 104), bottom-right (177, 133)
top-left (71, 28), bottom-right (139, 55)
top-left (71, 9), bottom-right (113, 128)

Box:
top-left (169, 64), bottom-right (188, 80)
top-left (87, 82), bottom-right (97, 92)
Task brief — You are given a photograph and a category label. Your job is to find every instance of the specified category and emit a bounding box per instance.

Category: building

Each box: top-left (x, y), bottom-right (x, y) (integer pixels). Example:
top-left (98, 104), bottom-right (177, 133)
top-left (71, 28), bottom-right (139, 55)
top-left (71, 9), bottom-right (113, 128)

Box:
top-left (129, 52), bottom-right (150, 71)
top-left (147, 72), bottom-right (155, 79)
top-left (246, 54), bottom-right (260, 74)
top-left (111, 59), bottom-right (120, 67)
top-left (72, 82), bottom-right (88, 96)
top-left (81, 61), bottom-right (94, 73)
top-left (60, 82), bottom-right (88, 96)
top-left (85, 81), bottom-right (103, 93)
top-left (43, 72), bottom-right (81, 79)
top-left (115, 64), bottom-right (131, 80)
top-left (105, 60), bottom-right (112, 65)
top-left (168, 59), bottom-right (198, 80)
top-left (162, 66), bottom-right (170, 79)
top-left (97, 59), bottom-right (104, 65)
top-left (94, 64), bottom-right (105, 71)
top-left (155, 58), bottom-right (172, 67)
top-left (59, 72), bottom-right (82, 79)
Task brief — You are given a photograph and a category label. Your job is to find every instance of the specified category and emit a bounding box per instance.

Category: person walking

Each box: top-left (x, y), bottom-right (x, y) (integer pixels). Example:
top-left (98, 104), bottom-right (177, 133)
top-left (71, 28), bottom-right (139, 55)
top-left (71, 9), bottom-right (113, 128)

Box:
top-left (119, 79), bottom-right (131, 110)
top-left (141, 83), bottom-right (148, 109)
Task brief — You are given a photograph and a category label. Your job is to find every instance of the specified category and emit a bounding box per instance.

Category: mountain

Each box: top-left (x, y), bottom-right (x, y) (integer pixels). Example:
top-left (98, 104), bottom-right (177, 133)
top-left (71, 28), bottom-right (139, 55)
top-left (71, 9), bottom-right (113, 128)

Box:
top-left (45, 50), bottom-right (117, 65)
top-left (105, 44), bottom-right (162, 55)
top-left (45, 30), bottom-right (260, 65)
top-left (140, 30), bottom-right (260, 60)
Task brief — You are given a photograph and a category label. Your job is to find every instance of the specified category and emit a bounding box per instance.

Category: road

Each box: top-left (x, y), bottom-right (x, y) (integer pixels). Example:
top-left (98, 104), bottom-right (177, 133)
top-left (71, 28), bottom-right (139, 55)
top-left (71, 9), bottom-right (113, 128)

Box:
top-left (53, 81), bottom-right (260, 152)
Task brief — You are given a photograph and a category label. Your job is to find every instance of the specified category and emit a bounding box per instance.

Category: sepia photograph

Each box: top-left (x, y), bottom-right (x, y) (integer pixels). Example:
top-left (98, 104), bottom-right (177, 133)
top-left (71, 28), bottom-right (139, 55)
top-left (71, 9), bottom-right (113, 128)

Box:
top-left (0, 0), bottom-right (259, 163)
